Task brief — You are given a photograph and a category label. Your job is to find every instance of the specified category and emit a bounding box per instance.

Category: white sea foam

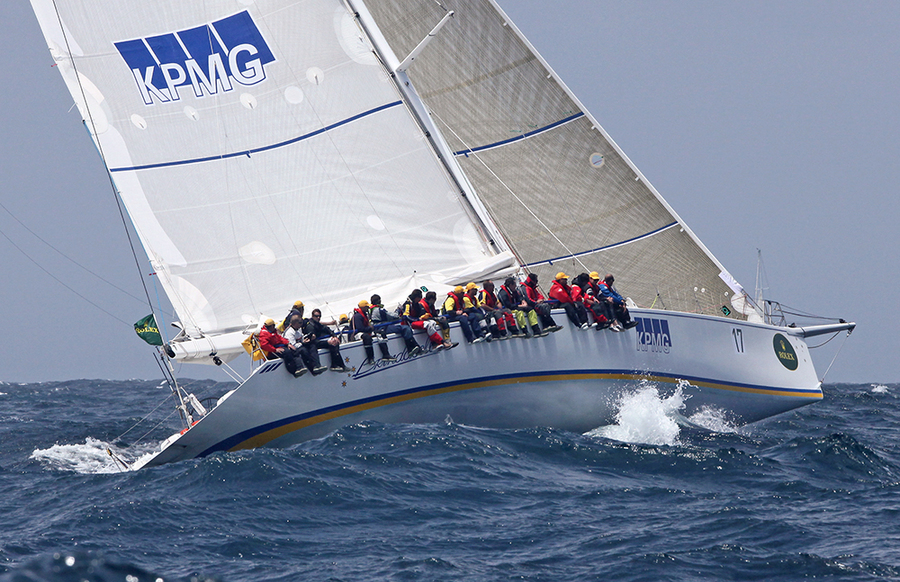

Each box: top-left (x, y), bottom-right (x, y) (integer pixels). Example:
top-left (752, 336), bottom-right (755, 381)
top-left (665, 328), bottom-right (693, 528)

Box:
top-left (685, 406), bottom-right (738, 433)
top-left (586, 381), bottom-right (686, 446)
top-left (30, 437), bottom-right (153, 474)
top-left (871, 384), bottom-right (890, 394)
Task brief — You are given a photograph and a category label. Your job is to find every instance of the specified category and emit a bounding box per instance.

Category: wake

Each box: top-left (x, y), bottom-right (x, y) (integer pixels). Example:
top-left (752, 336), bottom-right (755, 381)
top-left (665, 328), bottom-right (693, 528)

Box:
top-left (586, 379), bottom-right (737, 446)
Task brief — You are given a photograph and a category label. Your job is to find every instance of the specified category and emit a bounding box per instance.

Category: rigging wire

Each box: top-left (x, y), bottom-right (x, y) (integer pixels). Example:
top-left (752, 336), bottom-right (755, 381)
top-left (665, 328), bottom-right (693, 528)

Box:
top-left (49, 0), bottom-right (158, 319)
top-left (819, 331), bottom-right (851, 383)
top-left (0, 225), bottom-right (130, 325)
top-left (0, 200), bottom-right (152, 308)
top-left (430, 109), bottom-right (590, 274)
top-left (806, 332), bottom-right (841, 349)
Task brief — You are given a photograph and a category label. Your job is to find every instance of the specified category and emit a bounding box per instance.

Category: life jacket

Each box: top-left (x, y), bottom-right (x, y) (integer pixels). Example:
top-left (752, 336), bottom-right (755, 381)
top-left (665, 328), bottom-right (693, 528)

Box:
top-left (549, 280), bottom-right (575, 304)
top-left (444, 291), bottom-right (464, 314)
top-left (420, 298), bottom-right (438, 318)
top-left (466, 290), bottom-right (482, 308)
top-left (402, 298), bottom-right (423, 319)
top-left (479, 288), bottom-right (500, 309)
top-left (524, 281), bottom-right (544, 302)
top-left (571, 284), bottom-right (584, 303)
top-left (351, 307), bottom-right (370, 332)
top-left (499, 284), bottom-right (520, 310)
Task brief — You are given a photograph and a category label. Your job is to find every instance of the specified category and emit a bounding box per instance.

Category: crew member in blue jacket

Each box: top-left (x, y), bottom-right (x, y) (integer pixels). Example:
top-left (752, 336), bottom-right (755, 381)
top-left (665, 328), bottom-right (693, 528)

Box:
top-left (597, 274), bottom-right (638, 331)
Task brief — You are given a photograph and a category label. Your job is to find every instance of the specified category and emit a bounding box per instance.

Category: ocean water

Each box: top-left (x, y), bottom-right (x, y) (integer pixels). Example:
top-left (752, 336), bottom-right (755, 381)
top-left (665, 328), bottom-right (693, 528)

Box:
top-left (1, 379), bottom-right (898, 582)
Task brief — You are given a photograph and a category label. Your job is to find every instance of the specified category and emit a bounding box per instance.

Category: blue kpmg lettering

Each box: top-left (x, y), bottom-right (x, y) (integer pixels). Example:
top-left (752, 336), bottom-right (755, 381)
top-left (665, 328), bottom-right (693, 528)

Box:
top-left (635, 317), bottom-right (672, 354)
top-left (114, 11), bottom-right (275, 106)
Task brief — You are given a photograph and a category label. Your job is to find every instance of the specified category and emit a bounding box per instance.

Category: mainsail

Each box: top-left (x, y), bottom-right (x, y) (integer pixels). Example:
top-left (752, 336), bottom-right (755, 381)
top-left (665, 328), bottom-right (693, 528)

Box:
top-left (31, 0), bottom-right (754, 363)
top-left (362, 0), bottom-right (748, 319)
top-left (30, 0), bottom-right (515, 361)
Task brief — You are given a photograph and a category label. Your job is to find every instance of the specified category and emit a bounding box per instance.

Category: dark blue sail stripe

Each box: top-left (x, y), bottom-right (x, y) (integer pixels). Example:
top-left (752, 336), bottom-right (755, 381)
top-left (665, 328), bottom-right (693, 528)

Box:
top-left (109, 101), bottom-right (404, 173)
top-left (524, 222), bottom-right (679, 268)
top-left (454, 112), bottom-right (585, 157)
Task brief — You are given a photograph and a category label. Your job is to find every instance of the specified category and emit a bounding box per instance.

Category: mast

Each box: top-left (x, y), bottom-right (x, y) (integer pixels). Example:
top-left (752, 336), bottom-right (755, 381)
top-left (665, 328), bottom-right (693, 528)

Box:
top-left (347, 0), bottom-right (512, 257)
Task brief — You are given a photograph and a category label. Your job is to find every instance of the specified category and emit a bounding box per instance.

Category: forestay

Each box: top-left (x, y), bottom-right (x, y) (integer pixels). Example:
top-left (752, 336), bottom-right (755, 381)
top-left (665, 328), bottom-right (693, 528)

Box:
top-left (362, 0), bottom-right (749, 318)
top-left (31, 0), bottom-right (514, 359)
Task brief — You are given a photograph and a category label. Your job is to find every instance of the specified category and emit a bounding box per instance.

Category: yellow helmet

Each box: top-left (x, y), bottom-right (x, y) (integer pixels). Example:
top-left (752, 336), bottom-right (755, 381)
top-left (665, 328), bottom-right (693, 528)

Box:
top-left (358, 300), bottom-right (369, 308)
top-left (293, 300), bottom-right (304, 308)
top-left (454, 286), bottom-right (464, 294)
top-left (339, 313), bottom-right (348, 323)
top-left (555, 272), bottom-right (568, 280)
top-left (466, 282), bottom-right (478, 291)
top-left (263, 318), bottom-right (275, 326)
top-left (589, 271), bottom-right (600, 280)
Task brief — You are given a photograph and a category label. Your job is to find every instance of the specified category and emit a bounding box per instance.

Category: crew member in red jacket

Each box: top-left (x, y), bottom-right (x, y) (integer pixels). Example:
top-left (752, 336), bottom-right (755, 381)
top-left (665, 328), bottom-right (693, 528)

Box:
top-left (549, 272), bottom-right (588, 329)
top-left (258, 318), bottom-right (308, 377)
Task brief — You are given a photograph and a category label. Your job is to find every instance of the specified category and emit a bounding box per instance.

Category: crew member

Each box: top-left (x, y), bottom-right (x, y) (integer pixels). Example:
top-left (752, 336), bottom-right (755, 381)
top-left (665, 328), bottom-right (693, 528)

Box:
top-left (523, 273), bottom-right (562, 333)
top-left (284, 315), bottom-right (327, 375)
top-left (498, 277), bottom-right (541, 338)
top-left (549, 272), bottom-right (589, 329)
top-left (443, 286), bottom-right (484, 344)
top-left (401, 289), bottom-right (452, 350)
top-left (598, 274), bottom-right (639, 331)
top-left (479, 280), bottom-right (519, 339)
top-left (370, 294), bottom-right (423, 357)
top-left (352, 300), bottom-right (395, 365)
top-left (305, 308), bottom-right (349, 372)
top-left (258, 318), bottom-right (309, 377)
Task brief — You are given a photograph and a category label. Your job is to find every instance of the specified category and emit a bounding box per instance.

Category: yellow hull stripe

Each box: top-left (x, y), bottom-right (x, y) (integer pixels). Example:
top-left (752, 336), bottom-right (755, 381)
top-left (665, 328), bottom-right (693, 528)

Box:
top-left (226, 372), bottom-right (821, 452)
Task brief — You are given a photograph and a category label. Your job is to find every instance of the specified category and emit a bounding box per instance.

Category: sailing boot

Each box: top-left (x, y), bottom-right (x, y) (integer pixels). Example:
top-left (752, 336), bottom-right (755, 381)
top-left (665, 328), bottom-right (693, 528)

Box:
top-left (362, 344), bottom-right (376, 366)
top-left (532, 324), bottom-right (546, 338)
top-left (429, 332), bottom-right (444, 348)
top-left (405, 337), bottom-right (423, 357)
top-left (378, 341), bottom-right (396, 362)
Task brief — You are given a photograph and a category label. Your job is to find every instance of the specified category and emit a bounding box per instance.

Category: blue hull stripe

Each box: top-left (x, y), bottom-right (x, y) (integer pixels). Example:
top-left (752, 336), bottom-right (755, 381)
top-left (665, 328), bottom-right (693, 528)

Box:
top-left (197, 368), bottom-right (821, 458)
top-left (109, 101), bottom-right (403, 173)
top-left (453, 112), bottom-right (584, 157)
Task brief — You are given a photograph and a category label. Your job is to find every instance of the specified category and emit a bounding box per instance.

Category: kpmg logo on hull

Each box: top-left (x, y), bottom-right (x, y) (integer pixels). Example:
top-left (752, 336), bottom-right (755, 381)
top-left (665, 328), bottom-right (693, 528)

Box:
top-left (115, 11), bottom-right (276, 106)
top-left (635, 317), bottom-right (672, 354)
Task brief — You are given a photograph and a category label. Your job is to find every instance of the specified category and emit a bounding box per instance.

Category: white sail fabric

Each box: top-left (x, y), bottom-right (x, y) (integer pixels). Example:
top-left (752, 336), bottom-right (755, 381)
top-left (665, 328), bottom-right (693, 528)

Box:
top-left (362, 0), bottom-right (744, 318)
top-left (31, 0), bottom-right (508, 345)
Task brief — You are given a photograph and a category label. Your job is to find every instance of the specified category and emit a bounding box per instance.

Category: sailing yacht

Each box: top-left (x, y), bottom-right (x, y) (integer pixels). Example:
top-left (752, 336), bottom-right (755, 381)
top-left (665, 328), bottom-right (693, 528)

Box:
top-left (29, 0), bottom-right (854, 469)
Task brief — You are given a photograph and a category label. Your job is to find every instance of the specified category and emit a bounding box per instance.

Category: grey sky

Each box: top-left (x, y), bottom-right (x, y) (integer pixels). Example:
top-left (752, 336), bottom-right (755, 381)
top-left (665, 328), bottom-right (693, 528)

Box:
top-left (2, 1), bottom-right (897, 384)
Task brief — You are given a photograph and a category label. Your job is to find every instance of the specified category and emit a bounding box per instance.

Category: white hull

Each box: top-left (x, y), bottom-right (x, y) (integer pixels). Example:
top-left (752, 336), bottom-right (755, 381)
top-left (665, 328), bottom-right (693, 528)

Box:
top-left (136, 308), bottom-right (822, 469)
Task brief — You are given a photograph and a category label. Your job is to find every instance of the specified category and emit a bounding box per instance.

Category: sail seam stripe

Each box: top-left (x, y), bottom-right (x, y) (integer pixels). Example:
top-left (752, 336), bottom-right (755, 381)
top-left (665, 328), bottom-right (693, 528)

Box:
top-left (524, 222), bottom-right (679, 267)
top-left (453, 112), bottom-right (584, 156)
top-left (108, 101), bottom-right (404, 172)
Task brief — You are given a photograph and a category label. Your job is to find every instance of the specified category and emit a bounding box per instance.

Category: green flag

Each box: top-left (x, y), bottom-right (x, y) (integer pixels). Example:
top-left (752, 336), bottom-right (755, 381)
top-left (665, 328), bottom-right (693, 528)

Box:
top-left (134, 314), bottom-right (163, 346)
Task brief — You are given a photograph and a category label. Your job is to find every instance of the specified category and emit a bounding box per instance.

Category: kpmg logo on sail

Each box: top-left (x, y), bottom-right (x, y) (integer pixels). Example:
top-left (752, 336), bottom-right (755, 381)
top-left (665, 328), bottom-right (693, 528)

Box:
top-left (635, 317), bottom-right (672, 354)
top-left (114, 11), bottom-right (276, 106)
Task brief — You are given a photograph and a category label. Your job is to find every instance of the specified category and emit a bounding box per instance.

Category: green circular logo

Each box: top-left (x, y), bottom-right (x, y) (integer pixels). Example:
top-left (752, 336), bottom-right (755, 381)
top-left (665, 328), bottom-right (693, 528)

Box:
top-left (773, 333), bottom-right (798, 370)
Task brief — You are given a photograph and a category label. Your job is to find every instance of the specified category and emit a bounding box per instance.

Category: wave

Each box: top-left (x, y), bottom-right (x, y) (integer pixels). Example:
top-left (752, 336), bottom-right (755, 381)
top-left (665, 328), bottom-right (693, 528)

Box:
top-left (30, 437), bottom-right (158, 474)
